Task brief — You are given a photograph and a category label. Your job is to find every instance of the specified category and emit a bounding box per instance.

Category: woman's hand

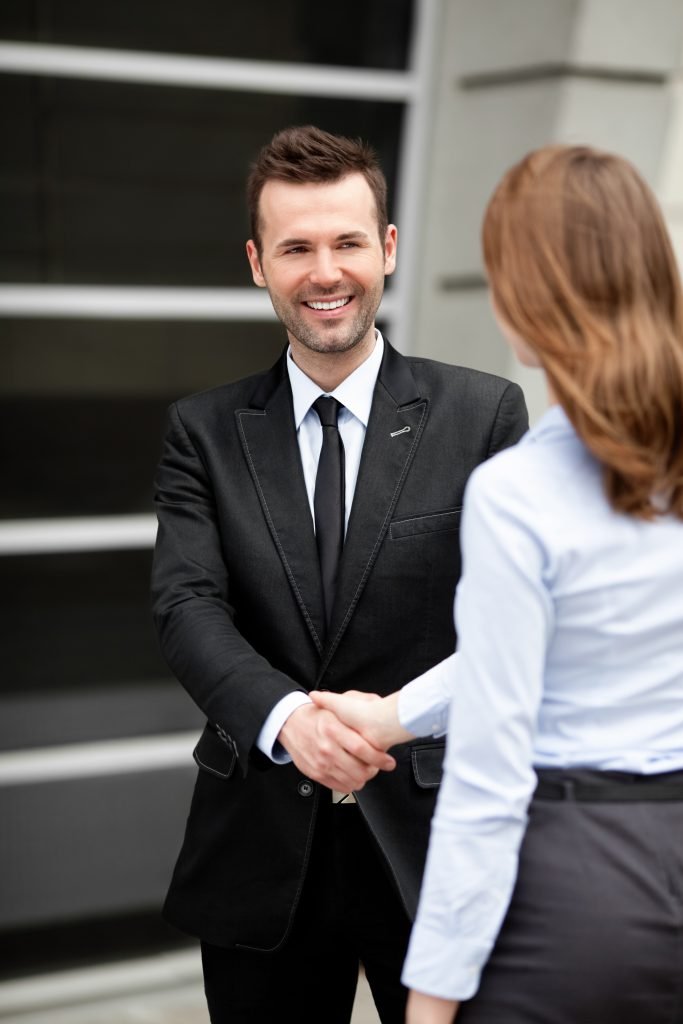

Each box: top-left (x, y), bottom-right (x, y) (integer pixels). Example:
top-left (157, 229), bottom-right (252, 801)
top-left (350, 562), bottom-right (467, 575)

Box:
top-left (309, 689), bottom-right (414, 751)
top-left (406, 990), bottom-right (460, 1024)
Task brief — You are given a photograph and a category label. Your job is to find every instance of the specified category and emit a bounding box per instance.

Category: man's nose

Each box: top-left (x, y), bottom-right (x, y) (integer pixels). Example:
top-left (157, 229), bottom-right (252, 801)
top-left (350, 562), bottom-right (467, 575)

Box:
top-left (309, 250), bottom-right (343, 287)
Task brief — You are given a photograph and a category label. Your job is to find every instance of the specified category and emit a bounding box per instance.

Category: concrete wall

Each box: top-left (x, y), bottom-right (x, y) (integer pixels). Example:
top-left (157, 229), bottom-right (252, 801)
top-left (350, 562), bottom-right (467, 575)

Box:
top-left (659, 36), bottom-right (683, 273)
top-left (415, 0), bottom-right (683, 422)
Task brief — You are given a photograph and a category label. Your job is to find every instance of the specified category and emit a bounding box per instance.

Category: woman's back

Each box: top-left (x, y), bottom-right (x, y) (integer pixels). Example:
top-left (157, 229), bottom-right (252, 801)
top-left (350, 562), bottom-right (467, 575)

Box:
top-left (465, 403), bottom-right (683, 773)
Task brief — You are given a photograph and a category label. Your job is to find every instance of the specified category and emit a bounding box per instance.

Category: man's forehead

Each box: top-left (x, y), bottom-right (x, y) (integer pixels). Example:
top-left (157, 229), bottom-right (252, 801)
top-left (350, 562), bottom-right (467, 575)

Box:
top-left (258, 174), bottom-right (377, 234)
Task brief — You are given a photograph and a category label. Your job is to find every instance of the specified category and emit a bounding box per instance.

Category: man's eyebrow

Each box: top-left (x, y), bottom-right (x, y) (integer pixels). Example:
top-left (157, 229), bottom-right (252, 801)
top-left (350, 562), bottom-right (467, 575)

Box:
top-left (274, 231), bottom-right (371, 249)
top-left (275, 237), bottom-right (310, 249)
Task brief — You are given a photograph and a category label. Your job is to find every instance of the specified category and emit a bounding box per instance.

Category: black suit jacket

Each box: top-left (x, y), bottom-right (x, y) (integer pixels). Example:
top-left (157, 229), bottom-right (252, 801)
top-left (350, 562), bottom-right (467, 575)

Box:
top-left (151, 341), bottom-right (528, 951)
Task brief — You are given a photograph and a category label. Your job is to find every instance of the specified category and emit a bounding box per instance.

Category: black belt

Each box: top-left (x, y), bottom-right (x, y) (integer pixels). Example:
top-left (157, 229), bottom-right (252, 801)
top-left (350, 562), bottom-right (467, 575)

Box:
top-left (534, 769), bottom-right (683, 803)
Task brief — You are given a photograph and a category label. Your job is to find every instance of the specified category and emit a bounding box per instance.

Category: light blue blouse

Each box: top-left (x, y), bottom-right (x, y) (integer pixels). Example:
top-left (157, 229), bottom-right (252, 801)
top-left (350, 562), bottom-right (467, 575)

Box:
top-left (400, 404), bottom-right (683, 1000)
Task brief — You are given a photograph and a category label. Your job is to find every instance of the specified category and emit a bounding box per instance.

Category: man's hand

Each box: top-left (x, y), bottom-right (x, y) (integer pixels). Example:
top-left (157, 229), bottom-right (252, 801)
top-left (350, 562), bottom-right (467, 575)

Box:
top-left (278, 702), bottom-right (396, 792)
top-left (310, 690), bottom-right (414, 750)
top-left (406, 990), bottom-right (460, 1024)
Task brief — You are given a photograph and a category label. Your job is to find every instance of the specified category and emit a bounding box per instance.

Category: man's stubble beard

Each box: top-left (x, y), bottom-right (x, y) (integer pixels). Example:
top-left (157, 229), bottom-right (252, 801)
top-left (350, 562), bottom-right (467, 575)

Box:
top-left (267, 278), bottom-right (385, 355)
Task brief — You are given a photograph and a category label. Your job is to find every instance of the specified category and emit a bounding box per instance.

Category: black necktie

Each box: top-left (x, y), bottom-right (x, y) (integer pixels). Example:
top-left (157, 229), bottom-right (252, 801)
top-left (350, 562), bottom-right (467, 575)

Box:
top-left (313, 397), bottom-right (345, 630)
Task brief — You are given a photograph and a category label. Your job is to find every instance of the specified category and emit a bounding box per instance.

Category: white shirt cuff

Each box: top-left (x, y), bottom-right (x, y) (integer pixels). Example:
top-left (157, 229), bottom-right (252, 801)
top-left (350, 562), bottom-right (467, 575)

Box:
top-left (256, 692), bottom-right (313, 763)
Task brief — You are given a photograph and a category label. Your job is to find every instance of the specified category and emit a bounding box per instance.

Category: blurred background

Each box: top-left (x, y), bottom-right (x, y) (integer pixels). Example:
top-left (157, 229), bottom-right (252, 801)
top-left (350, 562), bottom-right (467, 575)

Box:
top-left (1, 1), bottom-right (683, 1021)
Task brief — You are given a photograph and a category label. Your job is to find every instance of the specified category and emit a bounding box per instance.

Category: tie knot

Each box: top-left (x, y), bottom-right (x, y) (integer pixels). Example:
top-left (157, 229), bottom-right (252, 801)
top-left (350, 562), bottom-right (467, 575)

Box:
top-left (313, 396), bottom-right (342, 429)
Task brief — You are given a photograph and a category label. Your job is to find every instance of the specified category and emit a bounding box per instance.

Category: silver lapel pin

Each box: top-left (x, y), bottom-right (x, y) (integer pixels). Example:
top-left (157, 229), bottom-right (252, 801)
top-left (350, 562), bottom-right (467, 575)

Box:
top-left (390, 425), bottom-right (411, 438)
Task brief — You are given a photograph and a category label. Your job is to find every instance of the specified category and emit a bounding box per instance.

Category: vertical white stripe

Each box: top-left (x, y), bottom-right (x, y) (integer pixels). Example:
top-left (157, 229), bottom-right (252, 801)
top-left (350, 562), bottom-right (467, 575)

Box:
top-left (390, 0), bottom-right (444, 355)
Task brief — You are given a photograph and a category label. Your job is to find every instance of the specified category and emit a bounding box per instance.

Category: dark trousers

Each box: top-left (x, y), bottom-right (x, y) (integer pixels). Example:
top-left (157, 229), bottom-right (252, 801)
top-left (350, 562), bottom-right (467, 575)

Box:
top-left (201, 800), bottom-right (411, 1024)
top-left (459, 770), bottom-right (683, 1024)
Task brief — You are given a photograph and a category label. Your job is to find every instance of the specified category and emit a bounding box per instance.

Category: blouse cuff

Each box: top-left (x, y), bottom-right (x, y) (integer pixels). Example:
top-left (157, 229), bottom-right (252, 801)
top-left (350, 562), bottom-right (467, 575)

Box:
top-left (401, 919), bottom-right (489, 1001)
top-left (398, 653), bottom-right (457, 737)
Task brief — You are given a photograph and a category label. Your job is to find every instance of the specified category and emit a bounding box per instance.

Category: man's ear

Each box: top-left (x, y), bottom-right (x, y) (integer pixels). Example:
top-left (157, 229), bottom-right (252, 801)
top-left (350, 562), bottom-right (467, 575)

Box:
top-left (246, 240), bottom-right (266, 287)
top-left (384, 224), bottom-right (398, 277)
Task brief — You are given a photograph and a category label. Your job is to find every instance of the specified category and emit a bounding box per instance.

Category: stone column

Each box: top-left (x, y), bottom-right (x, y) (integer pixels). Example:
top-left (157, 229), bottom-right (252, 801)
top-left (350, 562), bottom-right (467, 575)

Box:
top-left (415, 0), bottom-right (683, 421)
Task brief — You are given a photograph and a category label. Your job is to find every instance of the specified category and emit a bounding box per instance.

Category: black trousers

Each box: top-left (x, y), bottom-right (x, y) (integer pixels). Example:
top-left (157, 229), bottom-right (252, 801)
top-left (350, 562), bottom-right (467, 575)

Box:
top-left (459, 770), bottom-right (683, 1024)
top-left (201, 800), bottom-right (411, 1024)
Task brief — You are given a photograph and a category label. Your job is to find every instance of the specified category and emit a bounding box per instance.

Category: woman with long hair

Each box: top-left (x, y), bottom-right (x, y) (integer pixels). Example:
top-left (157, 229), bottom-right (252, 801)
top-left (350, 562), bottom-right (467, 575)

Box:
top-left (313, 145), bottom-right (683, 1023)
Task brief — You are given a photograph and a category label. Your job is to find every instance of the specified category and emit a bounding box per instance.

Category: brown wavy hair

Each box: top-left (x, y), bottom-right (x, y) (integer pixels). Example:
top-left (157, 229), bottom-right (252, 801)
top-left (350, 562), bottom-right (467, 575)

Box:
top-left (483, 144), bottom-right (683, 520)
top-left (247, 125), bottom-right (388, 254)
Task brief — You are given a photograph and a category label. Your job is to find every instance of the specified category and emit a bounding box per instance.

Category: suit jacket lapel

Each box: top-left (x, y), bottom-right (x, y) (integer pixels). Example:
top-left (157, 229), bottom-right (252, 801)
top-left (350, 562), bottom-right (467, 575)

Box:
top-left (320, 343), bottom-right (428, 675)
top-left (236, 354), bottom-right (326, 654)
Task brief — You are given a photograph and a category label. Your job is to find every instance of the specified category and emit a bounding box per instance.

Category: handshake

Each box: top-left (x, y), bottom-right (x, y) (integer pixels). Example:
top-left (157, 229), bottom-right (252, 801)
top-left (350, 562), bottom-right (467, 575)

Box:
top-left (278, 689), bottom-right (415, 795)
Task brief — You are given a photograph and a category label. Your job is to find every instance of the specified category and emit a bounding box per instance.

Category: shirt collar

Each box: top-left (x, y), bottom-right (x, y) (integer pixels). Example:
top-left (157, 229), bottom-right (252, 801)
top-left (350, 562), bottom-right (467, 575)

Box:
top-left (287, 331), bottom-right (384, 430)
top-left (525, 402), bottom-right (576, 444)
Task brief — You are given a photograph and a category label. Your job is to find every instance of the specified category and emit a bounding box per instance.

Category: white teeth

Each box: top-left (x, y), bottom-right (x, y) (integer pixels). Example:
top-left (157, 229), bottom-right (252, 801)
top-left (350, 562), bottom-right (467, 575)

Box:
top-left (306, 298), bottom-right (351, 310)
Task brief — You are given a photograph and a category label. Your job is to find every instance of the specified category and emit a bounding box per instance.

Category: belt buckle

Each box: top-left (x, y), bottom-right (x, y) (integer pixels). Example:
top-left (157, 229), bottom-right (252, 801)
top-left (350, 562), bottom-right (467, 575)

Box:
top-left (332, 791), bottom-right (356, 804)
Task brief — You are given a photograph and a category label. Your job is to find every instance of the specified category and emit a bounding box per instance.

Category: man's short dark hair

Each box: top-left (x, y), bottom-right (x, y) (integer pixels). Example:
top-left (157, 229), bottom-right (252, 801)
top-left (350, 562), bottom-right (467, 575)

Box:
top-left (247, 125), bottom-right (389, 253)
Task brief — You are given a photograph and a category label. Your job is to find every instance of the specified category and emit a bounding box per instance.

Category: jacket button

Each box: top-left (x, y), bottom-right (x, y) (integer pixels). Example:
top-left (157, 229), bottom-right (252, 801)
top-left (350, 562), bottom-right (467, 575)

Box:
top-left (297, 780), bottom-right (314, 798)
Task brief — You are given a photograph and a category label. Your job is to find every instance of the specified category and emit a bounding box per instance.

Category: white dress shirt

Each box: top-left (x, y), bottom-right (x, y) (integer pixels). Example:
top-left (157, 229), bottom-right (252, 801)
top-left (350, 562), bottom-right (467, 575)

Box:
top-left (400, 403), bottom-right (683, 1001)
top-left (256, 333), bottom-right (385, 761)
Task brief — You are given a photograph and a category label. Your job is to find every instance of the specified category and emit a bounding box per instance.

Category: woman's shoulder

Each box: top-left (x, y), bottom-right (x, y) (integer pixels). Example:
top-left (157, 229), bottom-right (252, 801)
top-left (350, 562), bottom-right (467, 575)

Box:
top-left (466, 407), bottom-right (594, 521)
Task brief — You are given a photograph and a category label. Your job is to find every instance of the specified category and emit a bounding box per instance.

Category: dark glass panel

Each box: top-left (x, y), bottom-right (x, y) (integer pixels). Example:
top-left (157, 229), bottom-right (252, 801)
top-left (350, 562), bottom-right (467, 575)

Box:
top-left (0, 549), bottom-right (166, 693)
top-left (0, 0), bottom-right (414, 70)
top-left (0, 318), bottom-right (285, 518)
top-left (0, 74), bottom-right (404, 285)
top-left (0, 682), bottom-right (203, 752)
top-left (1, 393), bottom-right (169, 517)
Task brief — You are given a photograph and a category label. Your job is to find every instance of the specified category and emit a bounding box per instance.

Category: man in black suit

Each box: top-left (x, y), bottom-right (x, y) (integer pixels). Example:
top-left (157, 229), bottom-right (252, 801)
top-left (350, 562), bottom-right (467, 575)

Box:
top-left (151, 125), bottom-right (528, 1024)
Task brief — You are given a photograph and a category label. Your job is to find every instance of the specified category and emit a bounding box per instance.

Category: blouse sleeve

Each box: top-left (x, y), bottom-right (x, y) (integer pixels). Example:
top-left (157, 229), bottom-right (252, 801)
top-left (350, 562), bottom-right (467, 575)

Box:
top-left (398, 653), bottom-right (457, 738)
top-left (401, 458), bottom-right (554, 1000)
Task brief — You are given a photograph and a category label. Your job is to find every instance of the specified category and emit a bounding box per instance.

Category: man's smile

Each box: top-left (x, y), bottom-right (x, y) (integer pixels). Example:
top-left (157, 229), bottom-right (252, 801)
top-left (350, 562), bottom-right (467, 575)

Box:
top-left (304, 297), bottom-right (352, 311)
top-left (301, 295), bottom-right (355, 318)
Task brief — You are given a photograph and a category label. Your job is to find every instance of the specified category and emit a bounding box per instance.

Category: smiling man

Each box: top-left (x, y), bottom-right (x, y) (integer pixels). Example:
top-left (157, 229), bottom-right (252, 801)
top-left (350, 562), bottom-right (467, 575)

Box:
top-left (151, 126), bottom-right (528, 1024)
top-left (246, 171), bottom-right (394, 374)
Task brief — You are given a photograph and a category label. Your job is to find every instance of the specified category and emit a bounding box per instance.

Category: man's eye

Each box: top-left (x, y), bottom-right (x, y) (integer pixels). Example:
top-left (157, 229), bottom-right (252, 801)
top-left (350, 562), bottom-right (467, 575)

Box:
top-left (285, 247), bottom-right (306, 254)
top-left (339, 242), bottom-right (358, 249)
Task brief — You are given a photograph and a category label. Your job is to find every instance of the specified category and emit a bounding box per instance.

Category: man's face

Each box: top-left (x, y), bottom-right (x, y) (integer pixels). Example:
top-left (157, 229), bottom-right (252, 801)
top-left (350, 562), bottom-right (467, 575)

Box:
top-left (246, 174), bottom-right (397, 359)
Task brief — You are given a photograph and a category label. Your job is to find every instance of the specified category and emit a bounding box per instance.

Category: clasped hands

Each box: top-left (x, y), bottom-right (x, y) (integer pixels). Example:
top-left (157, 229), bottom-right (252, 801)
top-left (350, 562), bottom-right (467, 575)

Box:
top-left (278, 689), bottom-right (412, 794)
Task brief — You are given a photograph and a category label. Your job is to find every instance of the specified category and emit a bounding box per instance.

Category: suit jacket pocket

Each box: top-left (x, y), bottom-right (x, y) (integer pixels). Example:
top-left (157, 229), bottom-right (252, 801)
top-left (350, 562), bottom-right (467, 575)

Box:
top-left (411, 742), bottom-right (445, 789)
top-left (390, 508), bottom-right (461, 541)
top-left (193, 725), bottom-right (236, 780)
